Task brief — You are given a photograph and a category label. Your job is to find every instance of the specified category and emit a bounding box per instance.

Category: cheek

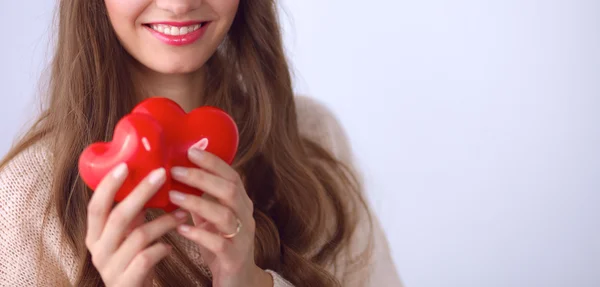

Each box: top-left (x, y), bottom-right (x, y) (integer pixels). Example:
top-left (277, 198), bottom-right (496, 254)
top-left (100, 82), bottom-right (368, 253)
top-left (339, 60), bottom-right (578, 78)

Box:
top-left (103, 0), bottom-right (240, 75)
top-left (207, 0), bottom-right (239, 46)
top-left (104, 0), bottom-right (148, 37)
top-left (210, 0), bottom-right (240, 21)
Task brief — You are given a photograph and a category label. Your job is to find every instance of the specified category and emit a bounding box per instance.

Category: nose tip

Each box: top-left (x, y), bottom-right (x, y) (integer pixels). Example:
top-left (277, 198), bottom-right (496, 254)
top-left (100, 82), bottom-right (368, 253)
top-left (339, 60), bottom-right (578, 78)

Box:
top-left (156, 1), bottom-right (201, 16)
top-left (171, 4), bottom-right (192, 15)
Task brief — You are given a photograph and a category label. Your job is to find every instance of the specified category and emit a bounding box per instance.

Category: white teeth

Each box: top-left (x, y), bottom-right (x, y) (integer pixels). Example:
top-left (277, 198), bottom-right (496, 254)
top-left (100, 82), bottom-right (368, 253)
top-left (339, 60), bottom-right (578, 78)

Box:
top-left (149, 23), bottom-right (203, 36)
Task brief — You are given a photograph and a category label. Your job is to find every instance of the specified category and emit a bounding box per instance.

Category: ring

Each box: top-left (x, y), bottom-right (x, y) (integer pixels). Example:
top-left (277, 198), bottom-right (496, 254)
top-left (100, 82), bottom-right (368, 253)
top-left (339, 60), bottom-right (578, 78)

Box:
top-left (222, 218), bottom-right (242, 239)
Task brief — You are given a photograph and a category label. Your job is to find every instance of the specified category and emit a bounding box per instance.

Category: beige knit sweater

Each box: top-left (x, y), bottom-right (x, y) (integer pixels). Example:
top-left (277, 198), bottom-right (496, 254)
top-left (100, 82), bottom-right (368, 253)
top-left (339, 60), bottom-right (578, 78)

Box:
top-left (0, 96), bottom-right (402, 286)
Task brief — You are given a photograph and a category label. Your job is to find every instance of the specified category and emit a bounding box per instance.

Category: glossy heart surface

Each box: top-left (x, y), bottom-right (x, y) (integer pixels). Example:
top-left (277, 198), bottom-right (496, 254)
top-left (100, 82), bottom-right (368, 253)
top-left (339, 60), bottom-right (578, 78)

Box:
top-left (78, 97), bottom-right (239, 211)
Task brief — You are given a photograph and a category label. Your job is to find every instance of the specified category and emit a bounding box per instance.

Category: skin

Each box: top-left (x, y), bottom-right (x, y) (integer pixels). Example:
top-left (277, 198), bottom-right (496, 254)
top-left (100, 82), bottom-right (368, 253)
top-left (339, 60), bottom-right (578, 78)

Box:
top-left (85, 1), bottom-right (273, 286)
top-left (104, 0), bottom-right (239, 111)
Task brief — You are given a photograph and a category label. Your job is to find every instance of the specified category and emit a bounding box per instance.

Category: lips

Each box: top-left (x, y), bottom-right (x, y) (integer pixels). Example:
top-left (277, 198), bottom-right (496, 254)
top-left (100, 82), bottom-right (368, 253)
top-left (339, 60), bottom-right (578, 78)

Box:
top-left (147, 23), bottom-right (204, 36)
top-left (144, 21), bottom-right (210, 46)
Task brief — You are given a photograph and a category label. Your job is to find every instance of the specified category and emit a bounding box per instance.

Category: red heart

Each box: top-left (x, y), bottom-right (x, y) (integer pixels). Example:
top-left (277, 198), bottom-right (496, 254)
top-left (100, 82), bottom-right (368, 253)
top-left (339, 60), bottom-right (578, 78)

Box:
top-left (78, 97), bottom-right (239, 212)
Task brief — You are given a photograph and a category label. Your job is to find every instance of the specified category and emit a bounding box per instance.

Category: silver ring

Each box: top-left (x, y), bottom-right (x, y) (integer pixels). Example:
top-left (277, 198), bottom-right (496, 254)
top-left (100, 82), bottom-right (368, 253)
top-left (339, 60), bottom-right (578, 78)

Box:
top-left (222, 218), bottom-right (242, 239)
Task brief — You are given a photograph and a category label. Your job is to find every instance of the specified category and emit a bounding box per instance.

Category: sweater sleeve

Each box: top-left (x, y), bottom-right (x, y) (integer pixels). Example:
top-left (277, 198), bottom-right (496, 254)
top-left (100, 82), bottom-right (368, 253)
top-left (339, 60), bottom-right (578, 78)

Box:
top-left (266, 270), bottom-right (294, 287)
top-left (0, 143), bottom-right (78, 286)
top-left (295, 96), bottom-right (404, 287)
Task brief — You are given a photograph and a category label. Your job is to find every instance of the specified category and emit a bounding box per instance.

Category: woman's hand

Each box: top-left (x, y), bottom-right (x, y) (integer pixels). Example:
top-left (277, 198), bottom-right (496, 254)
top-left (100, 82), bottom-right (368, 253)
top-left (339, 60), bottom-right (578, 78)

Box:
top-left (85, 164), bottom-right (188, 287)
top-left (168, 140), bottom-right (273, 287)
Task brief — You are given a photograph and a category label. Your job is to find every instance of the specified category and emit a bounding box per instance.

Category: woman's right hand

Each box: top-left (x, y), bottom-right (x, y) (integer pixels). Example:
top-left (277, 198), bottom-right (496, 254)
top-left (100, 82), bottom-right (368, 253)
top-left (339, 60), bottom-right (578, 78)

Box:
top-left (85, 163), bottom-right (188, 287)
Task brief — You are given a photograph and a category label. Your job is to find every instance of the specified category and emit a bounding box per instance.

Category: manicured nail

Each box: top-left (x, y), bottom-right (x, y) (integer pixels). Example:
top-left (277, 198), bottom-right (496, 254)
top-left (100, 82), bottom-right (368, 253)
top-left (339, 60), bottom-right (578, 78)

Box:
top-left (148, 168), bottom-right (166, 185)
top-left (174, 210), bottom-right (188, 219)
top-left (189, 139), bottom-right (208, 160)
top-left (191, 138), bottom-right (209, 151)
top-left (171, 167), bottom-right (188, 177)
top-left (178, 225), bottom-right (191, 233)
top-left (112, 163), bottom-right (128, 179)
top-left (169, 190), bottom-right (186, 202)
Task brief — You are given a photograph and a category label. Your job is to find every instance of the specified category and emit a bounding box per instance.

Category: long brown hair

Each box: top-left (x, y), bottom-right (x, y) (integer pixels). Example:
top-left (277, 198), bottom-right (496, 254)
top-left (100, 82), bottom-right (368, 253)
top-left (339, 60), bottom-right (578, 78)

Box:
top-left (1, 0), bottom-right (372, 286)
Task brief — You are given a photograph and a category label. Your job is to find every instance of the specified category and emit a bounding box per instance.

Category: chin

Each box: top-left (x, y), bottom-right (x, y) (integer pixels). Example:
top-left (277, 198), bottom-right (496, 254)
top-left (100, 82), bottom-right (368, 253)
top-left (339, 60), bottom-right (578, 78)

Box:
top-left (147, 58), bottom-right (205, 75)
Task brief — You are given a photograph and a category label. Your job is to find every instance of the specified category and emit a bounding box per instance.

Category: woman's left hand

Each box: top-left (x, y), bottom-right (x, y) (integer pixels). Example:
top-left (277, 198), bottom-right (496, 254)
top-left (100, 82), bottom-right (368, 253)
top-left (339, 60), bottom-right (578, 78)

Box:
top-left (167, 141), bottom-right (272, 287)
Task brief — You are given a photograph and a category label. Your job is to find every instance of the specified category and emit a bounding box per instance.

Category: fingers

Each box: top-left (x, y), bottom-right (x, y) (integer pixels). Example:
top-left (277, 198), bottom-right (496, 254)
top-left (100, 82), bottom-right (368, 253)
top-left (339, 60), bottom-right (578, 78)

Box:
top-left (178, 224), bottom-right (231, 256)
top-left (86, 163), bottom-right (128, 247)
top-left (120, 243), bottom-right (172, 286)
top-left (108, 211), bottom-right (188, 274)
top-left (124, 211), bottom-right (147, 235)
top-left (191, 212), bottom-right (207, 226)
top-left (170, 167), bottom-right (246, 213)
top-left (86, 165), bottom-right (186, 285)
top-left (187, 143), bottom-right (240, 183)
top-left (169, 191), bottom-right (239, 235)
top-left (99, 167), bottom-right (166, 253)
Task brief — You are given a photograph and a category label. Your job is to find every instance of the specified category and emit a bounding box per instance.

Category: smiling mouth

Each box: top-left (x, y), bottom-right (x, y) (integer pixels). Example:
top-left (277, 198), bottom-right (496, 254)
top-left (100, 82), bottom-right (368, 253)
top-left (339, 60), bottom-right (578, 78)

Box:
top-left (143, 23), bottom-right (207, 36)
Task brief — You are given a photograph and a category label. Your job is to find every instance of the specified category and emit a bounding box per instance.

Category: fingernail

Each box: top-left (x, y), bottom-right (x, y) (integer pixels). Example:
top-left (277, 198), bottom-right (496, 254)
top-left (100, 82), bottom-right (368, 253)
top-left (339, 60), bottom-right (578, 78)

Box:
top-left (174, 210), bottom-right (187, 219)
top-left (171, 167), bottom-right (188, 177)
top-left (148, 168), bottom-right (166, 185)
top-left (188, 140), bottom-right (207, 161)
top-left (112, 163), bottom-right (128, 179)
top-left (169, 190), bottom-right (186, 202)
top-left (178, 225), bottom-right (191, 233)
top-left (191, 138), bottom-right (209, 151)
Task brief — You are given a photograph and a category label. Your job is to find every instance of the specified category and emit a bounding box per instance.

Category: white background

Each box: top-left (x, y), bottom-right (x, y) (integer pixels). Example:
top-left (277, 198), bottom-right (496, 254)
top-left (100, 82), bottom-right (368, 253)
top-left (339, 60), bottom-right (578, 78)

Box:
top-left (1, 1), bottom-right (599, 287)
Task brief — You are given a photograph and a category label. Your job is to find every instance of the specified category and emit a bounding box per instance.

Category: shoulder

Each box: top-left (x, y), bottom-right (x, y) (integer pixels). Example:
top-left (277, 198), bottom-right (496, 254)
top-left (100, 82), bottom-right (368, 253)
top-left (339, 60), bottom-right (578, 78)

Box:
top-left (0, 140), bottom-right (76, 285)
top-left (0, 140), bottom-right (54, 212)
top-left (294, 95), bottom-right (353, 164)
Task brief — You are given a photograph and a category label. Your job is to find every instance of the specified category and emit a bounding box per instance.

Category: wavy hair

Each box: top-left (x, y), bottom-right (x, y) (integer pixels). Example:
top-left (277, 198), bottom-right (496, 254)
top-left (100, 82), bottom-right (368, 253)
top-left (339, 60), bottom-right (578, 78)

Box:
top-left (0, 0), bottom-right (372, 286)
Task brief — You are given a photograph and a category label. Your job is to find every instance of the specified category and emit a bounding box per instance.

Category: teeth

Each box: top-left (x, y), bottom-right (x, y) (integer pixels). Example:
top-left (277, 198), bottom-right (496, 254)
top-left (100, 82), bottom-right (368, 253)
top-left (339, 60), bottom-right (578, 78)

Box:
top-left (150, 23), bottom-right (203, 36)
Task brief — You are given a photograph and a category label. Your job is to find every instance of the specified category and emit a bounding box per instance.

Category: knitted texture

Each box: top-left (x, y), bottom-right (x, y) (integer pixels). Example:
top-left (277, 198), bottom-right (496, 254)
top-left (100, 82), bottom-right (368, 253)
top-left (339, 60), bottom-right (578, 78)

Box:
top-left (266, 270), bottom-right (294, 287)
top-left (0, 140), bottom-right (77, 285)
top-left (0, 96), bottom-right (402, 286)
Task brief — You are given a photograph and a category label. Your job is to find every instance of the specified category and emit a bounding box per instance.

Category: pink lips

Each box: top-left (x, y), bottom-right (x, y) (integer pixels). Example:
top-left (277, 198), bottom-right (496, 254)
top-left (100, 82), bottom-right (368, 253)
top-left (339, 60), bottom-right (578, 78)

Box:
top-left (144, 21), bottom-right (209, 46)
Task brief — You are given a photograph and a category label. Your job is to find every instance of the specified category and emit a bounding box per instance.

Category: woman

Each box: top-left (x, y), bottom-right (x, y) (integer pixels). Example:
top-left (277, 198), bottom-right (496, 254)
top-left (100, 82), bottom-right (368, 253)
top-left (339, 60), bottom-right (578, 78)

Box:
top-left (0, 0), bottom-right (401, 286)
